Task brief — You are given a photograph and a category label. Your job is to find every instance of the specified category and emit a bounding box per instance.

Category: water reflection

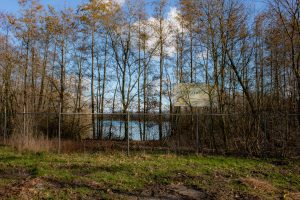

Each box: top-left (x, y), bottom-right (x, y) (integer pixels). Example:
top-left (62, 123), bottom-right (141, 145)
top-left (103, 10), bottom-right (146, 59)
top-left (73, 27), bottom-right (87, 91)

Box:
top-left (93, 120), bottom-right (171, 141)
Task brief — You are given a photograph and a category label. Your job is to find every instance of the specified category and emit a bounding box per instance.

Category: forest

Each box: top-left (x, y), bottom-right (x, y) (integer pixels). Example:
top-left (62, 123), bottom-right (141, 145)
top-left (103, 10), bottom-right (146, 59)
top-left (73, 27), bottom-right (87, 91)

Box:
top-left (0, 0), bottom-right (299, 156)
top-left (0, 0), bottom-right (300, 199)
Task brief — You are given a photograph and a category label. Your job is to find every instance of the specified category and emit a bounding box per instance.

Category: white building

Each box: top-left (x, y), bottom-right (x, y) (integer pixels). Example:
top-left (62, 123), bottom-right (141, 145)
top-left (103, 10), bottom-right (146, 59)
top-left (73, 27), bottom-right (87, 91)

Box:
top-left (173, 83), bottom-right (218, 110)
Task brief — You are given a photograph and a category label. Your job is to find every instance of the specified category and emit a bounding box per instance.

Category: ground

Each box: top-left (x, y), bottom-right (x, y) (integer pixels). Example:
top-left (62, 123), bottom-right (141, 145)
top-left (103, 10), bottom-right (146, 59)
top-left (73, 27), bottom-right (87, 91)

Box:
top-left (0, 146), bottom-right (299, 200)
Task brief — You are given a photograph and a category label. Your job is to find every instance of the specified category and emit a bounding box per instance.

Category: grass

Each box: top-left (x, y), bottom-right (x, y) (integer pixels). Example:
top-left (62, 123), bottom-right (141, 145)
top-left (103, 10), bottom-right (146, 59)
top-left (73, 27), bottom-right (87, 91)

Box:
top-left (0, 146), bottom-right (299, 199)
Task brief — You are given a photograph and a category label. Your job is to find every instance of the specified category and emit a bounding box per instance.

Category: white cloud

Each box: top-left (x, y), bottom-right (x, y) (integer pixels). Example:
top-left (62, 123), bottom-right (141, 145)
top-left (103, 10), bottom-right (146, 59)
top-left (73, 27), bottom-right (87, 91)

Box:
top-left (167, 7), bottom-right (180, 28)
top-left (117, 0), bottom-right (125, 5)
top-left (103, 0), bottom-right (125, 6)
top-left (130, 6), bottom-right (188, 58)
top-left (141, 7), bottom-right (184, 57)
top-left (113, 0), bottom-right (125, 5)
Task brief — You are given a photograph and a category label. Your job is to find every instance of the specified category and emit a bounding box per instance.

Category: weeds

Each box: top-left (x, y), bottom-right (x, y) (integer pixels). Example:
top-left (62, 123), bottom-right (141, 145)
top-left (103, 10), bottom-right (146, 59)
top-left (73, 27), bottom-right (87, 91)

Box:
top-left (0, 146), bottom-right (299, 199)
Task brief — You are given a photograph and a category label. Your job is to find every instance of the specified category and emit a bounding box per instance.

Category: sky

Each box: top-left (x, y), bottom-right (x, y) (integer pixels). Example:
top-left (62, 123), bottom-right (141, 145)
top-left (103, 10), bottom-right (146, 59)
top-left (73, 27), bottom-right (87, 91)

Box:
top-left (0, 0), bottom-right (266, 111)
top-left (1, 0), bottom-right (84, 13)
top-left (0, 0), bottom-right (179, 20)
top-left (0, 0), bottom-right (266, 16)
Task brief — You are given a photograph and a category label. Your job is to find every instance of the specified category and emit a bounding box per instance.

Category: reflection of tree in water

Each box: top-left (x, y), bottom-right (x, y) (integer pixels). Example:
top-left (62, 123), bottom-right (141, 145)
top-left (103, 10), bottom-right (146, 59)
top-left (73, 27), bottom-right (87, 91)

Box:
top-left (99, 120), bottom-right (171, 141)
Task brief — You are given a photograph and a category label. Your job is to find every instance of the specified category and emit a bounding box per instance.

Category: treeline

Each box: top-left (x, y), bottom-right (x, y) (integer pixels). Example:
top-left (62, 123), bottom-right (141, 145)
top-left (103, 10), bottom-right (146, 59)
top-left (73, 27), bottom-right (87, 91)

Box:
top-left (0, 0), bottom-right (299, 139)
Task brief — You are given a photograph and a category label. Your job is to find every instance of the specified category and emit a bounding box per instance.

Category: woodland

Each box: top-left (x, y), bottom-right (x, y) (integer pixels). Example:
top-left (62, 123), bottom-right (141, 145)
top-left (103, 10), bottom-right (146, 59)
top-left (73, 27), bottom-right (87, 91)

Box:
top-left (0, 0), bottom-right (299, 156)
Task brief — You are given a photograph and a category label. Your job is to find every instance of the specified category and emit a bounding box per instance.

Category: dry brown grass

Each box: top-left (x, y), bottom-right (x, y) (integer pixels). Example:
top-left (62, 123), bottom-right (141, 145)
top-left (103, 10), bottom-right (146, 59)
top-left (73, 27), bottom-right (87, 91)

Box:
top-left (241, 177), bottom-right (278, 194)
top-left (6, 134), bottom-right (55, 153)
top-left (3, 135), bottom-right (176, 154)
top-left (285, 192), bottom-right (300, 200)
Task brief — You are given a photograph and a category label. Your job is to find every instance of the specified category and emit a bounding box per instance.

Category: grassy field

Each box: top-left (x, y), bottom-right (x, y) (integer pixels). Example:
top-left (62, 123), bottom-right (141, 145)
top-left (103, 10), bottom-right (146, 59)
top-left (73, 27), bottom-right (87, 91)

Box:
top-left (0, 146), bottom-right (299, 200)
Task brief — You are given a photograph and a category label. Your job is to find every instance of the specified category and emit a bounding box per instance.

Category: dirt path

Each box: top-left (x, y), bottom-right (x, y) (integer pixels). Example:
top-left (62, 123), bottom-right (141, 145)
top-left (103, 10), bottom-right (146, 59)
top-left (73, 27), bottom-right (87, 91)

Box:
top-left (168, 184), bottom-right (212, 199)
top-left (0, 176), bottom-right (215, 200)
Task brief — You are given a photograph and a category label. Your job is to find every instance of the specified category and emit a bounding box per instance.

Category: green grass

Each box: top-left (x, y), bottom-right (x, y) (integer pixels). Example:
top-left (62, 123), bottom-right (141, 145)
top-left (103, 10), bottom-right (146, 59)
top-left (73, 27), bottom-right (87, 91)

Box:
top-left (0, 146), bottom-right (299, 199)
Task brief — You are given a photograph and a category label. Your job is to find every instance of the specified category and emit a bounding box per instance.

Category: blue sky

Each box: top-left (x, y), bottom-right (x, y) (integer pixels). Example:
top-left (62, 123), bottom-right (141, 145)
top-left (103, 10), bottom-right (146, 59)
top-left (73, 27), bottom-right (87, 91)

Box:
top-left (0, 0), bottom-right (180, 22)
top-left (1, 0), bottom-right (265, 14)
top-left (1, 0), bottom-right (83, 13)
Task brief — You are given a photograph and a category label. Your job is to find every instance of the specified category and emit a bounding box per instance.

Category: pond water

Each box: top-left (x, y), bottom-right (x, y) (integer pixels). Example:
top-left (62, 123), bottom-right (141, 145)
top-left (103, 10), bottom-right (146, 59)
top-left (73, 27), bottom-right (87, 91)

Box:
top-left (92, 120), bottom-right (171, 141)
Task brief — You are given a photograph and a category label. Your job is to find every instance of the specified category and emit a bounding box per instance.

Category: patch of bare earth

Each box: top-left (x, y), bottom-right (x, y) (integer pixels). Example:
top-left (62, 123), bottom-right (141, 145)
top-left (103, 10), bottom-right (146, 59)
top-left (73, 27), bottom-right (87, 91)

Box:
top-left (193, 171), bottom-right (260, 200)
top-left (0, 167), bottom-right (32, 199)
top-left (19, 177), bottom-right (56, 200)
top-left (0, 175), bottom-right (288, 200)
top-left (168, 184), bottom-right (213, 199)
top-left (241, 178), bottom-right (277, 194)
top-left (0, 174), bottom-right (213, 200)
top-left (240, 177), bottom-right (283, 199)
top-left (0, 176), bottom-right (104, 200)
top-left (0, 184), bottom-right (21, 199)
top-left (285, 192), bottom-right (300, 200)
top-left (118, 184), bottom-right (214, 200)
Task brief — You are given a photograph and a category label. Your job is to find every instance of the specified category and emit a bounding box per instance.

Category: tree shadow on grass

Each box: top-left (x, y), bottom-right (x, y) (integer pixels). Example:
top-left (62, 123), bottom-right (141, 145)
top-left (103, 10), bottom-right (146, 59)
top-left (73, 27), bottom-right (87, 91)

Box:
top-left (0, 155), bottom-right (20, 162)
top-left (57, 163), bottom-right (134, 176)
